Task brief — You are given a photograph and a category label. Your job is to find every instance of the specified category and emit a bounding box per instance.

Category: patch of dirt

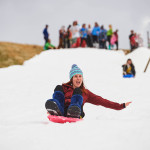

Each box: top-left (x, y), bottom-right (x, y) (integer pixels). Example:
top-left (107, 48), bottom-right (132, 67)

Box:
top-left (0, 42), bottom-right (43, 68)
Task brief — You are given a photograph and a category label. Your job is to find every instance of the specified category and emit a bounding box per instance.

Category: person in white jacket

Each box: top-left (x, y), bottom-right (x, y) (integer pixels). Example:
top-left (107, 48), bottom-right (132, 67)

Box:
top-left (70, 21), bottom-right (81, 48)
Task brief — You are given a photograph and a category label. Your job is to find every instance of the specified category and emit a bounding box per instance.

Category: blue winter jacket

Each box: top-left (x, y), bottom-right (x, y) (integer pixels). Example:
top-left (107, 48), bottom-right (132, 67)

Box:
top-left (80, 28), bottom-right (88, 38)
top-left (43, 28), bottom-right (49, 38)
top-left (92, 27), bottom-right (100, 36)
top-left (99, 29), bottom-right (107, 41)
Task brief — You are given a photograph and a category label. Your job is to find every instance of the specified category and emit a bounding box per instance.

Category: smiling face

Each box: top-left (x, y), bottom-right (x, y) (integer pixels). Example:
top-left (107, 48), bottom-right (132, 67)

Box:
top-left (72, 74), bottom-right (83, 89)
top-left (127, 60), bottom-right (132, 65)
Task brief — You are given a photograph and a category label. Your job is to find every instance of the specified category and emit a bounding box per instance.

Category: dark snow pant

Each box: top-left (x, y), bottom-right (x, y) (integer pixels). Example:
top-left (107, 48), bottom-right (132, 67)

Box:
top-left (44, 36), bottom-right (48, 44)
top-left (107, 36), bottom-right (112, 49)
top-left (87, 35), bottom-right (93, 47)
top-left (67, 39), bottom-right (71, 48)
top-left (54, 85), bottom-right (85, 118)
top-left (99, 40), bottom-right (106, 49)
top-left (92, 35), bottom-right (99, 43)
top-left (115, 41), bottom-right (118, 50)
top-left (130, 42), bottom-right (138, 52)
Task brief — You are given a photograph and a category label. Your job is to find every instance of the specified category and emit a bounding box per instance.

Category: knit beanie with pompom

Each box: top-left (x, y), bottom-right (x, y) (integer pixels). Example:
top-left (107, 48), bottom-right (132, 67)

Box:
top-left (69, 64), bottom-right (83, 79)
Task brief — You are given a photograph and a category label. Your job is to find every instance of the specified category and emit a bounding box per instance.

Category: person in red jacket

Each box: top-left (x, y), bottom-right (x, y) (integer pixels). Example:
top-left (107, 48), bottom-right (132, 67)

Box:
top-left (45, 64), bottom-right (132, 118)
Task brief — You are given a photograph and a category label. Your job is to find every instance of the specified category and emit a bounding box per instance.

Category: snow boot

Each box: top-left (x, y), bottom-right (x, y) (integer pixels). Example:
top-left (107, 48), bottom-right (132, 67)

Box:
top-left (67, 88), bottom-right (83, 118)
top-left (45, 85), bottom-right (65, 116)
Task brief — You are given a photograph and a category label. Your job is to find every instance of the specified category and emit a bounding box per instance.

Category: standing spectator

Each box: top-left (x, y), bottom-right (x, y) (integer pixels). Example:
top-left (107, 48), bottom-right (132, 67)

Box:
top-left (129, 30), bottom-right (134, 51)
top-left (43, 25), bottom-right (49, 44)
top-left (65, 25), bottom-right (72, 48)
top-left (99, 25), bottom-right (107, 49)
top-left (129, 32), bottom-right (138, 51)
top-left (92, 22), bottom-right (100, 47)
top-left (107, 25), bottom-right (113, 50)
top-left (114, 30), bottom-right (119, 50)
top-left (122, 59), bottom-right (136, 78)
top-left (58, 26), bottom-right (66, 49)
top-left (80, 24), bottom-right (88, 47)
top-left (110, 32), bottom-right (117, 49)
top-left (70, 21), bottom-right (81, 48)
top-left (87, 24), bottom-right (93, 47)
top-left (130, 34), bottom-right (136, 51)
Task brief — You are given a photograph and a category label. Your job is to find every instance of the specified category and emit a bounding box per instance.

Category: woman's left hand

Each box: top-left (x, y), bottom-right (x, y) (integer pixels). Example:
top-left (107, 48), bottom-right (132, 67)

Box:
top-left (125, 102), bottom-right (132, 107)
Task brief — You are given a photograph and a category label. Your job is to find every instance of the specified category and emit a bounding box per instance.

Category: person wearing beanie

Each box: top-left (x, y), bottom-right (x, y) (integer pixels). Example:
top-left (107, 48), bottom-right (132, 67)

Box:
top-left (45, 64), bottom-right (132, 118)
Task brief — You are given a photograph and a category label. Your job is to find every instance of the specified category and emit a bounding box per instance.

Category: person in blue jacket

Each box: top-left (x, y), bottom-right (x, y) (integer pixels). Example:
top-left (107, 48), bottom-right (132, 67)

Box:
top-left (80, 24), bottom-right (88, 47)
top-left (92, 22), bottom-right (100, 45)
top-left (99, 25), bottom-right (107, 49)
top-left (43, 25), bottom-right (49, 43)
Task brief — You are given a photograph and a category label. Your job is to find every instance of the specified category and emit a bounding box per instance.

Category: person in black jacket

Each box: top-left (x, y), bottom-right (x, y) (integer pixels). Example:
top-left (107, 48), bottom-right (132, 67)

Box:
top-left (129, 30), bottom-right (135, 51)
top-left (65, 25), bottom-right (72, 48)
top-left (122, 59), bottom-right (136, 77)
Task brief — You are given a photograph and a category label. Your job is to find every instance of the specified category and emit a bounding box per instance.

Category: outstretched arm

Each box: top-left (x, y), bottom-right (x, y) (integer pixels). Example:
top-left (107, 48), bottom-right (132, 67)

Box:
top-left (86, 90), bottom-right (131, 110)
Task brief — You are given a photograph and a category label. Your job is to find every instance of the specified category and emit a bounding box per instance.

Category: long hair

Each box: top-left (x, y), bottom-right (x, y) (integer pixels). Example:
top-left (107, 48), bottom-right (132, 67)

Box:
top-left (127, 58), bottom-right (133, 65)
top-left (64, 77), bottom-right (87, 94)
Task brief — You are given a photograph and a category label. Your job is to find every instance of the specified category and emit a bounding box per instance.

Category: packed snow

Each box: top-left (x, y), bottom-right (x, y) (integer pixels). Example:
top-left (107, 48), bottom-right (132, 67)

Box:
top-left (0, 47), bottom-right (150, 150)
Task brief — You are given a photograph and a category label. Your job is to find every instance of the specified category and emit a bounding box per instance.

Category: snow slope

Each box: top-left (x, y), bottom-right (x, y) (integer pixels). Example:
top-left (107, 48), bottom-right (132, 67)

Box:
top-left (0, 47), bottom-right (150, 150)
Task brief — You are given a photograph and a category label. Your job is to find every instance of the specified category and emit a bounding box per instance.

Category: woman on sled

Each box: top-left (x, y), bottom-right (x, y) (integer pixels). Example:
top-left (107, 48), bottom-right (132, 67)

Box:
top-left (45, 64), bottom-right (131, 119)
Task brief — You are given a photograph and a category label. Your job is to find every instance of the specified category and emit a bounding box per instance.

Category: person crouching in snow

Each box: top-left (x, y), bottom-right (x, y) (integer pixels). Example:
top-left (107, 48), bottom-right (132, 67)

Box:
top-left (45, 64), bottom-right (132, 118)
top-left (122, 59), bottom-right (136, 78)
top-left (44, 39), bottom-right (56, 50)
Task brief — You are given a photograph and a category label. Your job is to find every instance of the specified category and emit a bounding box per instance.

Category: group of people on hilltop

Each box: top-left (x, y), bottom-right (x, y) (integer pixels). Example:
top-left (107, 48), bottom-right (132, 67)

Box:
top-left (43, 23), bottom-right (143, 52)
top-left (43, 21), bottom-right (119, 50)
top-left (129, 30), bottom-right (143, 52)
